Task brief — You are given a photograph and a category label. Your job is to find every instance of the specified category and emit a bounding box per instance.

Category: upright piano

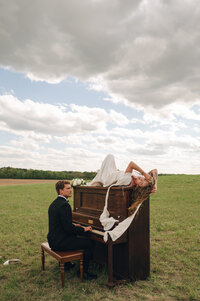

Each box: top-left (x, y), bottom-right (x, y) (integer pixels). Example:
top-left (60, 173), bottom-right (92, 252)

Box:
top-left (72, 185), bottom-right (150, 287)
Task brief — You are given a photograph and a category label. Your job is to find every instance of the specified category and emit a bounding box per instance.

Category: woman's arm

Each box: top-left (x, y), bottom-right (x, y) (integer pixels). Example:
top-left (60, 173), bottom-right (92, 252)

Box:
top-left (125, 161), bottom-right (152, 183)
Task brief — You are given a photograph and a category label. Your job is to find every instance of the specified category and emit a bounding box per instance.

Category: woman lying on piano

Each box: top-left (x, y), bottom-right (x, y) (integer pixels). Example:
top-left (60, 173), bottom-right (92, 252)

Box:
top-left (89, 154), bottom-right (157, 194)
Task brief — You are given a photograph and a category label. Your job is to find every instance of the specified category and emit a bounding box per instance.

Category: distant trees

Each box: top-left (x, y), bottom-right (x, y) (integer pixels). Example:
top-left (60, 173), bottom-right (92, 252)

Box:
top-left (0, 167), bottom-right (97, 180)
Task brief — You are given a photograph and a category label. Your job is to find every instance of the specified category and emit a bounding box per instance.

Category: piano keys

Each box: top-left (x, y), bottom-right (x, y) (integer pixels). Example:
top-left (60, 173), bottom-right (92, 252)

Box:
top-left (72, 185), bottom-right (150, 286)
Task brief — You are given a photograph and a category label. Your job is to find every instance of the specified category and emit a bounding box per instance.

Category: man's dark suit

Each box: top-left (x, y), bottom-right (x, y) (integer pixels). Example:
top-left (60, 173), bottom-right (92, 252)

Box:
top-left (47, 196), bottom-right (94, 272)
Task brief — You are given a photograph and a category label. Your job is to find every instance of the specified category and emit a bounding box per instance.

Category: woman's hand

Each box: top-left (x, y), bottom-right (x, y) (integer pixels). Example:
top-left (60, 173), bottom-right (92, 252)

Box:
top-left (143, 172), bottom-right (152, 183)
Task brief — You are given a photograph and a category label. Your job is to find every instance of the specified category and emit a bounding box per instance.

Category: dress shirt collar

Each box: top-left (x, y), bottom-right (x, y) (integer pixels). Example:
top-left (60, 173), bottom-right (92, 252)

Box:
top-left (58, 195), bottom-right (69, 202)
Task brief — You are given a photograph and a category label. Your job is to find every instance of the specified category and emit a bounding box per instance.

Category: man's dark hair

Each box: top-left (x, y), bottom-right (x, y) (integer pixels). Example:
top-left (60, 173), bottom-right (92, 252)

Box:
top-left (55, 180), bottom-right (71, 194)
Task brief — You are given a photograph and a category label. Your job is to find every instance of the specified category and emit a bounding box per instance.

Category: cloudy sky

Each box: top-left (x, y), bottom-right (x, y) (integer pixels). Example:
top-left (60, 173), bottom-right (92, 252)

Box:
top-left (0, 0), bottom-right (199, 174)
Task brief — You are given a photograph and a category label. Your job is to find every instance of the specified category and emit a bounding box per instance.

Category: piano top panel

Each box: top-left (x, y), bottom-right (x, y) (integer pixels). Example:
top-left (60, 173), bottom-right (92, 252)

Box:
top-left (74, 185), bottom-right (134, 191)
top-left (73, 185), bottom-right (135, 221)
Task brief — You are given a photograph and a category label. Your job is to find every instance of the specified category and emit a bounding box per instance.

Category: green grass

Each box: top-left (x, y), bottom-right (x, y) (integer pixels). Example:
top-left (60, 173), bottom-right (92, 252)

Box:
top-left (0, 176), bottom-right (200, 301)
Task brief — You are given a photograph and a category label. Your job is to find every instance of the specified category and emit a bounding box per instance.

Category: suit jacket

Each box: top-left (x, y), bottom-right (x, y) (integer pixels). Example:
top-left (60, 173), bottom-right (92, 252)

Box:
top-left (47, 196), bottom-right (84, 250)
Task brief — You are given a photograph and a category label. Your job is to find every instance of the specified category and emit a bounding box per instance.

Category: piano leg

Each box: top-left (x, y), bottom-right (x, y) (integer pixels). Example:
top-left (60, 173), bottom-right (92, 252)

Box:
top-left (107, 235), bottom-right (115, 288)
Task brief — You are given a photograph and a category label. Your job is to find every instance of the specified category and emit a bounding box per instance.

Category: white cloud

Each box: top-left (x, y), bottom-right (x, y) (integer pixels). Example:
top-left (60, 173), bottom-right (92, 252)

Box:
top-left (0, 122), bottom-right (199, 173)
top-left (142, 101), bottom-right (200, 124)
top-left (0, 94), bottom-right (199, 173)
top-left (10, 138), bottom-right (40, 151)
top-left (0, 0), bottom-right (200, 108)
top-left (109, 110), bottom-right (129, 126)
top-left (0, 1), bottom-right (200, 174)
top-left (0, 95), bottom-right (131, 135)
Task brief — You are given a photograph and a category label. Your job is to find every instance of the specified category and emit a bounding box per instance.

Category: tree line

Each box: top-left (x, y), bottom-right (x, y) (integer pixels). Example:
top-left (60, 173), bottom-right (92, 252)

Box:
top-left (0, 167), bottom-right (97, 180)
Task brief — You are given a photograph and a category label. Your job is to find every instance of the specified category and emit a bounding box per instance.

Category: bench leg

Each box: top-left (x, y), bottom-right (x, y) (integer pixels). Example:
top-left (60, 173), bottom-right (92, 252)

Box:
top-left (41, 247), bottom-right (45, 270)
top-left (60, 262), bottom-right (65, 288)
top-left (80, 258), bottom-right (83, 282)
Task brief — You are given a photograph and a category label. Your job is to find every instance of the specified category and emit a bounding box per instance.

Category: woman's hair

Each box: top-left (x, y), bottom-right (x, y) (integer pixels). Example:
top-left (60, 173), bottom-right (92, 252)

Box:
top-left (128, 182), bottom-right (153, 216)
top-left (55, 180), bottom-right (71, 194)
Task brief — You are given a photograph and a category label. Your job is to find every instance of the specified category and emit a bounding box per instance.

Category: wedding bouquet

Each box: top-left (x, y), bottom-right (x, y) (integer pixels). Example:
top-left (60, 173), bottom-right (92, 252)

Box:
top-left (71, 178), bottom-right (86, 187)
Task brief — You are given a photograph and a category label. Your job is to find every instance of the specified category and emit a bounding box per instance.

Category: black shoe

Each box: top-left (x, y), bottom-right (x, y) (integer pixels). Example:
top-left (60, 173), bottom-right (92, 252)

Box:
top-left (64, 262), bottom-right (76, 270)
top-left (85, 272), bottom-right (98, 280)
top-left (77, 270), bottom-right (97, 280)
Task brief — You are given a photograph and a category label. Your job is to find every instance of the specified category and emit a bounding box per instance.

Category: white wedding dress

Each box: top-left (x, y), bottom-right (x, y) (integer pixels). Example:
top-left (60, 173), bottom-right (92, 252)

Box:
top-left (88, 154), bottom-right (143, 242)
top-left (89, 154), bottom-right (132, 187)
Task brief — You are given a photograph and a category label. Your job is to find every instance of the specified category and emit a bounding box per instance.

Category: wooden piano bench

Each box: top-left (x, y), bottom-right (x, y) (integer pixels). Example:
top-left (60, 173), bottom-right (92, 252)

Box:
top-left (41, 242), bottom-right (83, 288)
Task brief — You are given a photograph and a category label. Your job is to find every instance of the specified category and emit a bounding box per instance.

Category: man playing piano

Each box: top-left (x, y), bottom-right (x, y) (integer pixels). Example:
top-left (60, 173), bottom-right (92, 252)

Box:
top-left (47, 180), bottom-right (97, 280)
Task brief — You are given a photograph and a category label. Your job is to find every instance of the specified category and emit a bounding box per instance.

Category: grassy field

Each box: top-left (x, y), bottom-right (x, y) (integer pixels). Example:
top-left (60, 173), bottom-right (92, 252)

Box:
top-left (0, 175), bottom-right (200, 301)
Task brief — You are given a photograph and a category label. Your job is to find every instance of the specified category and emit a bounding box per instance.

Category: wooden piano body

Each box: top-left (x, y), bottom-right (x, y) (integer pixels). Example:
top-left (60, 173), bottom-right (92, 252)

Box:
top-left (72, 185), bottom-right (150, 286)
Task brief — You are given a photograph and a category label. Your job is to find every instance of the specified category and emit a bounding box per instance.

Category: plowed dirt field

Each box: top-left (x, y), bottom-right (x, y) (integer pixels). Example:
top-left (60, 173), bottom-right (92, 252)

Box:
top-left (0, 179), bottom-right (58, 186)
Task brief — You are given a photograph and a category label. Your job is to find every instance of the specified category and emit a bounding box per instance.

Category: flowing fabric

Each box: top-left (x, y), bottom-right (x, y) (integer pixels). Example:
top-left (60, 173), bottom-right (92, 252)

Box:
top-left (99, 183), bottom-right (118, 230)
top-left (103, 202), bottom-right (142, 242)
